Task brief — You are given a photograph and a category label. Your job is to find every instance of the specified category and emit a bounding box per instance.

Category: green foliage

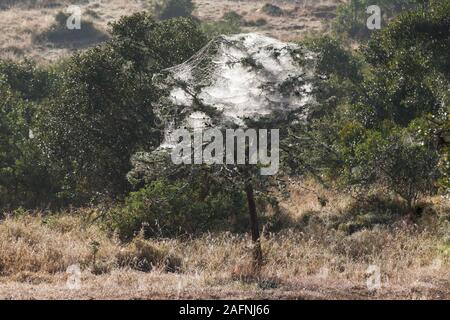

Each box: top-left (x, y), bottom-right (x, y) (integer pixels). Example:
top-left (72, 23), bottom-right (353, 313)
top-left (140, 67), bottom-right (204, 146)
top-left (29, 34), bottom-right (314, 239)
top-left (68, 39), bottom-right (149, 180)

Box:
top-left (106, 178), bottom-right (248, 240)
top-left (0, 2), bottom-right (446, 233)
top-left (0, 60), bottom-right (52, 101)
top-left (110, 14), bottom-right (207, 72)
top-left (287, 2), bottom-right (448, 211)
top-left (333, 0), bottom-right (424, 40)
top-left (0, 76), bottom-right (54, 209)
top-left (363, 0), bottom-right (449, 191)
top-left (363, 0), bottom-right (449, 124)
top-left (200, 17), bottom-right (242, 39)
top-left (33, 11), bottom-right (108, 46)
top-left (36, 45), bottom-right (158, 202)
top-left (301, 36), bottom-right (363, 118)
top-left (305, 37), bottom-right (363, 82)
top-left (34, 15), bottom-right (207, 203)
top-left (222, 11), bottom-right (244, 25)
top-left (340, 123), bottom-right (439, 208)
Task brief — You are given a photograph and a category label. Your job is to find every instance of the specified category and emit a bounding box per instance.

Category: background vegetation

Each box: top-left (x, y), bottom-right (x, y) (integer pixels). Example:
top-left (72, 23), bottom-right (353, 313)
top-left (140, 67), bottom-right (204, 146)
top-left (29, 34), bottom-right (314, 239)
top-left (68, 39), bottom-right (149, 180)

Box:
top-left (0, 0), bottom-right (448, 299)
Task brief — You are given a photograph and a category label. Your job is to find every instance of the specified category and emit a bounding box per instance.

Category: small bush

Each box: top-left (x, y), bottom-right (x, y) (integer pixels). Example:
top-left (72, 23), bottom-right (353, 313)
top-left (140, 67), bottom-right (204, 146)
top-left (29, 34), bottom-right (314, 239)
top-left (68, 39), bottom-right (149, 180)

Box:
top-left (149, 0), bottom-right (194, 20)
top-left (0, 59), bottom-right (53, 101)
top-left (222, 10), bottom-right (267, 28)
top-left (105, 178), bottom-right (249, 240)
top-left (245, 18), bottom-right (268, 27)
top-left (33, 11), bottom-right (108, 46)
top-left (332, 0), bottom-right (422, 41)
top-left (0, 74), bottom-right (56, 211)
top-left (261, 3), bottom-right (284, 17)
top-left (335, 195), bottom-right (404, 234)
top-left (223, 11), bottom-right (244, 24)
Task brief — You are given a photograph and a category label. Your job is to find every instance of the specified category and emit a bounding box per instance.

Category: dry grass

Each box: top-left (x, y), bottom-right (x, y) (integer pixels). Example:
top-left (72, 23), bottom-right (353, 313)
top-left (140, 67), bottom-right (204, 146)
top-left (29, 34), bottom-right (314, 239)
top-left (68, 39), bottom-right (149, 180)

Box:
top-left (194, 0), bottom-right (344, 41)
top-left (0, 0), bottom-right (147, 64)
top-left (0, 0), bottom-right (345, 64)
top-left (0, 182), bottom-right (449, 300)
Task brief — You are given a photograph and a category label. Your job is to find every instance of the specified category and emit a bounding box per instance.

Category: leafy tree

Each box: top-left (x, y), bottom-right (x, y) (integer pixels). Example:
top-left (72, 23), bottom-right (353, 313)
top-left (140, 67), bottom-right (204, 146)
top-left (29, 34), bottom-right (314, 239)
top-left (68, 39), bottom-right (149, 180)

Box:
top-left (363, 0), bottom-right (449, 194)
top-left (286, 2), bottom-right (448, 212)
top-left (109, 14), bottom-right (207, 72)
top-left (128, 147), bottom-right (279, 264)
top-left (333, 0), bottom-right (425, 40)
top-left (0, 76), bottom-right (54, 209)
top-left (36, 46), bottom-right (158, 202)
top-left (35, 15), bottom-right (207, 203)
top-left (0, 59), bottom-right (53, 101)
top-left (341, 122), bottom-right (439, 209)
top-left (363, 0), bottom-right (449, 124)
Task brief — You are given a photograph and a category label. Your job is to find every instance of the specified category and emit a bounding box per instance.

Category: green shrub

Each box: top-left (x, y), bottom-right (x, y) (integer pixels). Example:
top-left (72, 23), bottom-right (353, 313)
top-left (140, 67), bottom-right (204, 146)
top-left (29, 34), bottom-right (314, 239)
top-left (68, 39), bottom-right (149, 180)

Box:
top-left (261, 3), bottom-right (284, 17)
top-left (106, 178), bottom-right (249, 240)
top-left (223, 11), bottom-right (244, 25)
top-left (110, 14), bottom-right (207, 72)
top-left (288, 3), bottom-right (447, 212)
top-left (0, 76), bottom-right (55, 210)
top-left (0, 59), bottom-right (53, 101)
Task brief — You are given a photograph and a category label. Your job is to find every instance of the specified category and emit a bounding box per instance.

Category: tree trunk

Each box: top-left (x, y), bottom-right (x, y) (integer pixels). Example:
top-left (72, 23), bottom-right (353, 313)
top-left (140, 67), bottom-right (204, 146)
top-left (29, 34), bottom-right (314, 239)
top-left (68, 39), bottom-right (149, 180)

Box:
top-left (245, 183), bottom-right (262, 267)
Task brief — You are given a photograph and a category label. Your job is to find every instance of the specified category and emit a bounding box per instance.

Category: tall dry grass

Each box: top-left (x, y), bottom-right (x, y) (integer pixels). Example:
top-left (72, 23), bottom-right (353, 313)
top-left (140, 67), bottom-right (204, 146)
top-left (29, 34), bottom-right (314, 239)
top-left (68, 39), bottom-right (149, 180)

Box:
top-left (0, 183), bottom-right (448, 299)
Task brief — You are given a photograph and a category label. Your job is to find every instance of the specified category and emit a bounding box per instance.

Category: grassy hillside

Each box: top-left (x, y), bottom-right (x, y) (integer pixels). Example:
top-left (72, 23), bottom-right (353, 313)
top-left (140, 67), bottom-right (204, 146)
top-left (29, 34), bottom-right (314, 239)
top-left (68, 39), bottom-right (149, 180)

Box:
top-left (0, 0), bottom-right (344, 64)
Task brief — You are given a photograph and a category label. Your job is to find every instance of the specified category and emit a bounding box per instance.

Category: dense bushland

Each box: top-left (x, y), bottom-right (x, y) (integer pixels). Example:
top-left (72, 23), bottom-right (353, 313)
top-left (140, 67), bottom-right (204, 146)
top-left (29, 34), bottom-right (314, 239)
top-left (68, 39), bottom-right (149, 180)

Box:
top-left (0, 2), bottom-right (448, 242)
top-left (288, 0), bottom-right (449, 211)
